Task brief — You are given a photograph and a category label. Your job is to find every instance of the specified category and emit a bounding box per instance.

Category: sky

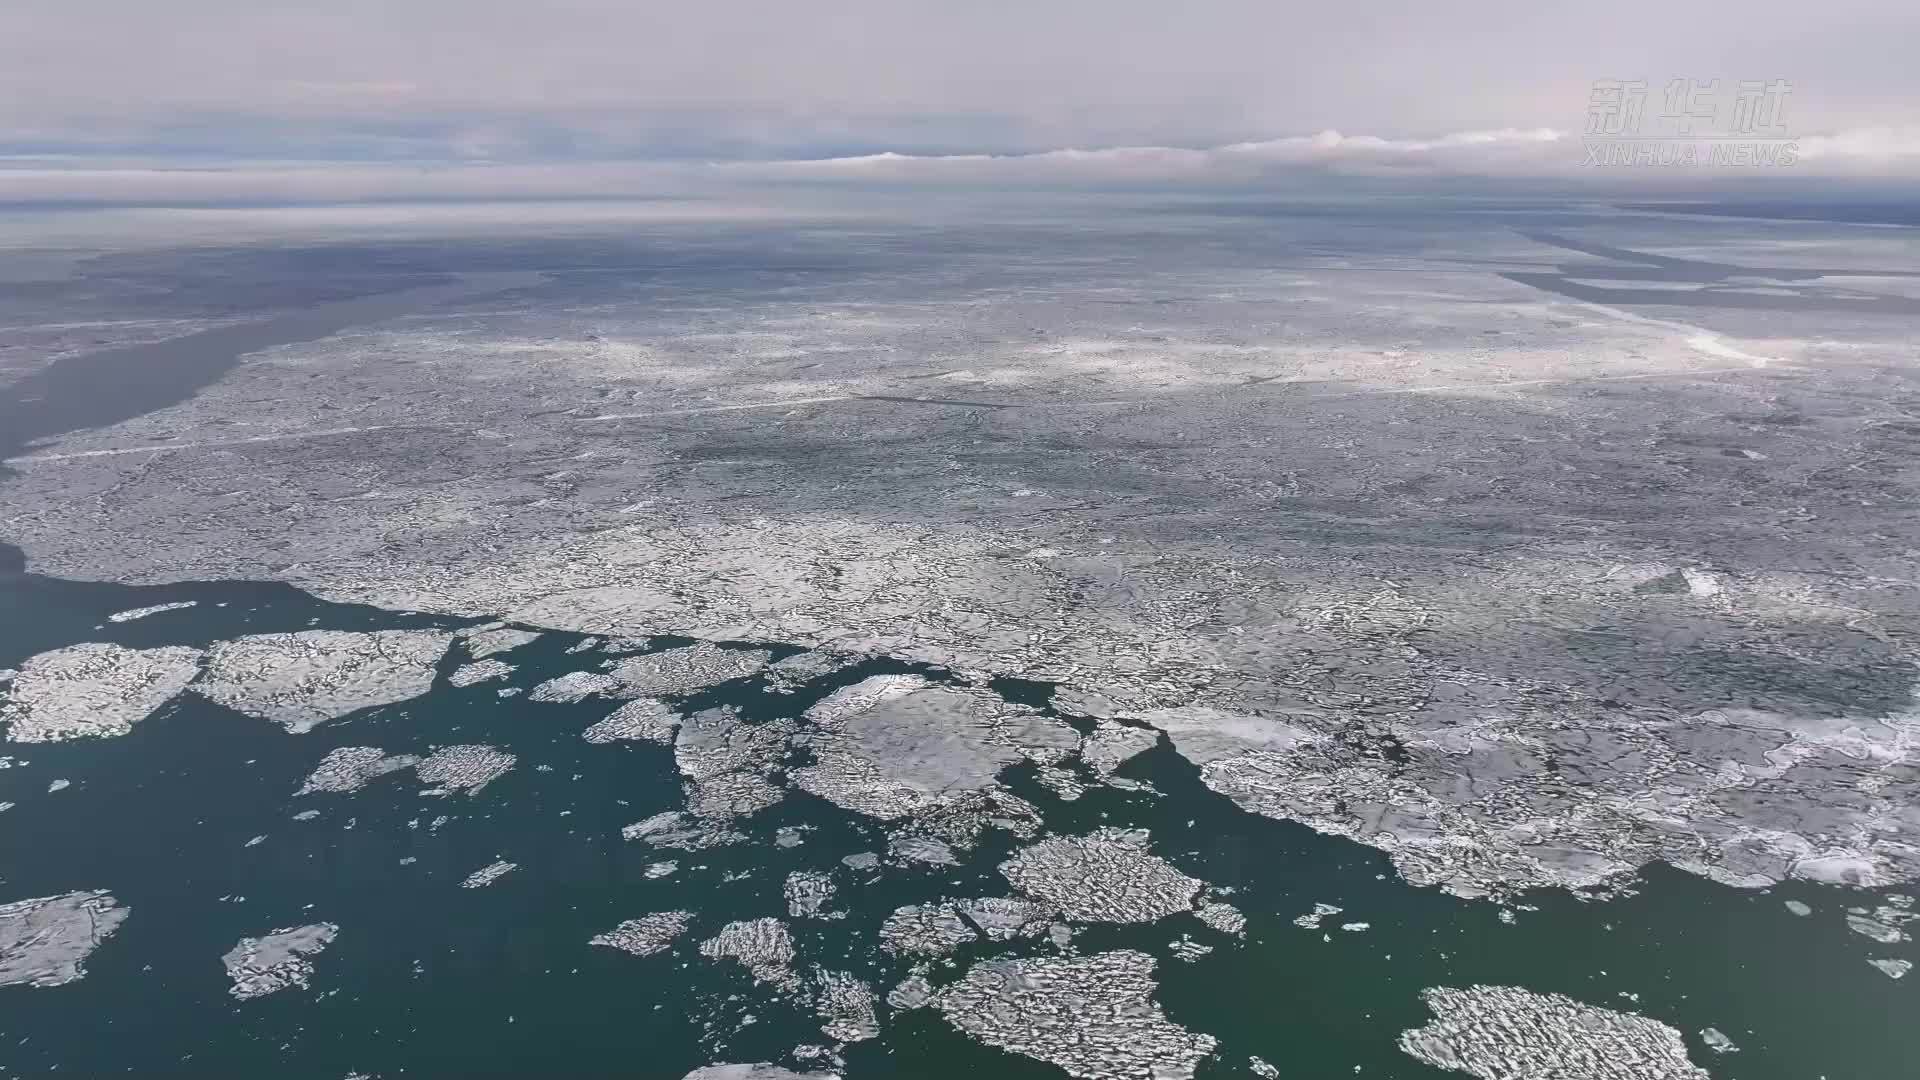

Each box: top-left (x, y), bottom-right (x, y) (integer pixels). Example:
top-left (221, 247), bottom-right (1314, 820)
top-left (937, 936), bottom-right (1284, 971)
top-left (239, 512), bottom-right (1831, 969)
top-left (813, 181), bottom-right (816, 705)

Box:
top-left (2, 1), bottom-right (1916, 198)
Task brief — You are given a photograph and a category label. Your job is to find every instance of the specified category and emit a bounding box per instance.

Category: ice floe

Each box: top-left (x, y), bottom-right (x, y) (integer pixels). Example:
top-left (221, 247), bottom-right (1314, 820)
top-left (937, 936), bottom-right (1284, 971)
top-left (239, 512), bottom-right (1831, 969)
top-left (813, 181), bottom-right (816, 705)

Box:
top-left (999, 828), bottom-right (1201, 923)
top-left (0, 890), bottom-right (129, 988)
top-left (591, 911), bottom-right (693, 956)
top-left (222, 923), bottom-right (339, 1000)
top-left (194, 630), bottom-right (451, 733)
top-left (449, 659), bottom-right (514, 687)
top-left (3, 643), bottom-right (202, 742)
top-left (699, 918), bottom-right (798, 989)
top-left (460, 860), bottom-right (517, 888)
top-left (583, 697), bottom-right (680, 744)
top-left (415, 744), bottom-right (515, 795)
top-left (933, 950), bottom-right (1217, 1079)
top-left (297, 746), bottom-right (421, 795)
top-left (107, 600), bottom-right (198, 623)
top-left (1398, 985), bottom-right (1708, 1080)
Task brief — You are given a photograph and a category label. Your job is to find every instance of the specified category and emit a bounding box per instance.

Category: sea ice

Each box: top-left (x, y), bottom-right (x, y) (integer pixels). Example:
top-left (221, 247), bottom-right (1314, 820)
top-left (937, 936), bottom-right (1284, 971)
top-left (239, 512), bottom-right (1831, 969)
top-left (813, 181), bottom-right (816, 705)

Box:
top-left (999, 828), bottom-right (1201, 923)
top-left (934, 950), bottom-right (1217, 1079)
top-left (0, 890), bottom-right (129, 988)
top-left (591, 911), bottom-right (693, 957)
top-left (297, 746), bottom-right (421, 795)
top-left (1399, 985), bottom-right (1709, 1080)
top-left (194, 630), bottom-right (450, 733)
top-left (222, 923), bottom-right (339, 1000)
top-left (415, 744), bottom-right (515, 795)
top-left (3, 643), bottom-right (202, 742)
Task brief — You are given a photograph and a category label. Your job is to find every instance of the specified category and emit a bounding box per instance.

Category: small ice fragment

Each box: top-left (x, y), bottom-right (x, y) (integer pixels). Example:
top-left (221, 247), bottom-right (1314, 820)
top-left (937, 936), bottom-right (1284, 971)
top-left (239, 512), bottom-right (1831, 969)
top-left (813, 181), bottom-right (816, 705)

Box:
top-left (1784, 900), bottom-right (1812, 917)
top-left (47, 778), bottom-right (69, 793)
top-left (460, 860), bottom-right (517, 888)
top-left (108, 600), bottom-right (198, 622)
top-left (1700, 1028), bottom-right (1738, 1054)
top-left (1870, 958), bottom-right (1911, 980)
top-left (222, 923), bottom-right (339, 1000)
top-left (645, 861), bottom-right (679, 879)
top-left (591, 911), bottom-right (693, 957)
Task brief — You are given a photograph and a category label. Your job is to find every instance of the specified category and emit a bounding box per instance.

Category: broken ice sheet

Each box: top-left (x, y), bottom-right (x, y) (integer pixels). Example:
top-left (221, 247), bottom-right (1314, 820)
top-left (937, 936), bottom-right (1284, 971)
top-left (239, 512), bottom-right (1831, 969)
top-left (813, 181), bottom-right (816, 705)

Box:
top-left (0, 890), bottom-right (130, 988)
top-left (448, 659), bottom-right (514, 687)
top-left (1399, 985), bottom-right (1709, 1080)
top-left (459, 626), bottom-right (541, 658)
top-left (784, 872), bottom-right (836, 918)
top-left (622, 810), bottom-right (743, 851)
top-left (681, 1066), bottom-right (840, 1080)
top-left (1869, 958), bottom-right (1911, 979)
top-left (582, 697), bottom-right (679, 744)
top-left (607, 643), bottom-right (772, 696)
top-left (812, 969), bottom-right (879, 1042)
top-left (297, 746), bottom-right (421, 795)
top-left (674, 706), bottom-right (792, 819)
top-left (934, 950), bottom-right (1217, 1080)
top-left (107, 600), bottom-right (198, 622)
top-left (459, 860), bottom-right (517, 888)
top-left (699, 918), bottom-right (798, 989)
top-left (415, 744), bottom-right (515, 795)
top-left (223, 923), bottom-right (339, 1000)
top-left (193, 630), bottom-right (451, 733)
top-left (999, 828), bottom-right (1201, 923)
top-left (879, 903), bottom-right (977, 957)
top-left (590, 911), bottom-right (692, 957)
top-left (3, 643), bottom-right (203, 742)
top-left (1194, 900), bottom-right (1247, 936)
top-left (529, 670), bottom-right (624, 703)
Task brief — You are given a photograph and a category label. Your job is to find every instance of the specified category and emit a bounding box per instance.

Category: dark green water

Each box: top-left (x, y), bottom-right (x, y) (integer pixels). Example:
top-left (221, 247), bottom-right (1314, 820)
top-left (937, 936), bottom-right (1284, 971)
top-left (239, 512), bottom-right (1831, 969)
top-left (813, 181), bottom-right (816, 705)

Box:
top-left (0, 568), bottom-right (1911, 1079)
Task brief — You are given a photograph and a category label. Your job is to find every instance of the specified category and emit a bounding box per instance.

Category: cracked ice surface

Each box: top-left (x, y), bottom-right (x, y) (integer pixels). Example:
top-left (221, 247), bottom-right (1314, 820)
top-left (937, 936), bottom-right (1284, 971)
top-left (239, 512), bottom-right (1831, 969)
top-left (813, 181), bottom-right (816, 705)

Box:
top-left (879, 903), bottom-right (976, 957)
top-left (812, 969), bottom-right (879, 1042)
top-left (448, 659), bottom-right (514, 687)
top-left (675, 706), bottom-right (793, 819)
top-left (784, 872), bottom-right (836, 919)
top-left (934, 950), bottom-right (1216, 1080)
top-left (605, 643), bottom-right (772, 696)
top-left (591, 911), bottom-right (692, 957)
top-left (583, 697), bottom-right (679, 744)
top-left (687, 1060), bottom-right (844, 1068)
top-left (1398, 986), bottom-right (1709, 1080)
top-left (222, 923), bottom-right (339, 1000)
top-left (699, 918), bottom-right (798, 989)
top-left (3, 643), bottom-right (202, 742)
top-left (1000, 828), bottom-right (1201, 923)
top-left (0, 891), bottom-right (130, 988)
top-left (622, 810), bottom-right (744, 850)
top-left (297, 746), bottom-right (420, 794)
top-left (415, 744), bottom-right (515, 795)
top-left (1154, 691), bottom-right (1920, 898)
top-left (458, 626), bottom-right (540, 658)
top-left (792, 676), bottom-right (1071, 825)
top-left (460, 860), bottom-right (517, 888)
top-left (193, 630), bottom-right (451, 733)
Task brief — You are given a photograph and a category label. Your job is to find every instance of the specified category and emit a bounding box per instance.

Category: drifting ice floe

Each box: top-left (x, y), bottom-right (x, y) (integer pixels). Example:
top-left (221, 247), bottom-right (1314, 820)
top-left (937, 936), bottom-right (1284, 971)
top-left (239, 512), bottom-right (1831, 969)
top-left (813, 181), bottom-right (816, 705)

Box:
top-left (107, 600), bottom-right (198, 623)
top-left (459, 626), bottom-right (541, 658)
top-left (675, 706), bottom-right (792, 819)
top-left (222, 923), bottom-right (339, 1000)
top-left (934, 950), bottom-right (1217, 1079)
top-left (529, 671), bottom-right (623, 702)
top-left (460, 860), bottom-right (517, 888)
top-left (194, 630), bottom-right (451, 733)
top-left (0, 890), bottom-right (129, 988)
top-left (682, 1066), bottom-right (839, 1080)
top-left (956, 896), bottom-right (1055, 941)
top-left (448, 660), bottom-right (514, 687)
top-left (879, 903), bottom-right (977, 957)
top-left (792, 676), bottom-right (1066, 825)
top-left (1398, 985), bottom-right (1709, 1080)
top-left (297, 746), bottom-right (421, 795)
top-left (999, 828), bottom-right (1201, 923)
top-left (3, 643), bottom-right (202, 742)
top-left (699, 918), bottom-right (798, 989)
top-left (607, 643), bottom-right (772, 696)
top-left (622, 810), bottom-right (744, 850)
top-left (583, 697), bottom-right (679, 744)
top-left (784, 872), bottom-right (837, 918)
top-left (1194, 900), bottom-right (1247, 936)
top-left (1870, 958), bottom-right (1911, 979)
top-left (415, 744), bottom-right (515, 795)
top-left (812, 969), bottom-right (879, 1042)
top-left (1079, 720), bottom-right (1160, 776)
top-left (590, 911), bottom-right (692, 956)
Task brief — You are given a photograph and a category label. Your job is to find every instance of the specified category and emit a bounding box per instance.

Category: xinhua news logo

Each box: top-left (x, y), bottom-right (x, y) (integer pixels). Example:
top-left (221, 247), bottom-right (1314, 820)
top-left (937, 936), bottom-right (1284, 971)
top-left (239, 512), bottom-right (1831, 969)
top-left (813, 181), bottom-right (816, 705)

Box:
top-left (1583, 79), bottom-right (1798, 167)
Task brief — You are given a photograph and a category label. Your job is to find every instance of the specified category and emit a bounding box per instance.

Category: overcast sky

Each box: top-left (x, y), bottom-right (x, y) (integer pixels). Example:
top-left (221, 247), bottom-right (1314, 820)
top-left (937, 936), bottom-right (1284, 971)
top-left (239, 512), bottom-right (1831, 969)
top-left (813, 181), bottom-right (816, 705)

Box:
top-left (1, 1), bottom-right (1915, 196)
